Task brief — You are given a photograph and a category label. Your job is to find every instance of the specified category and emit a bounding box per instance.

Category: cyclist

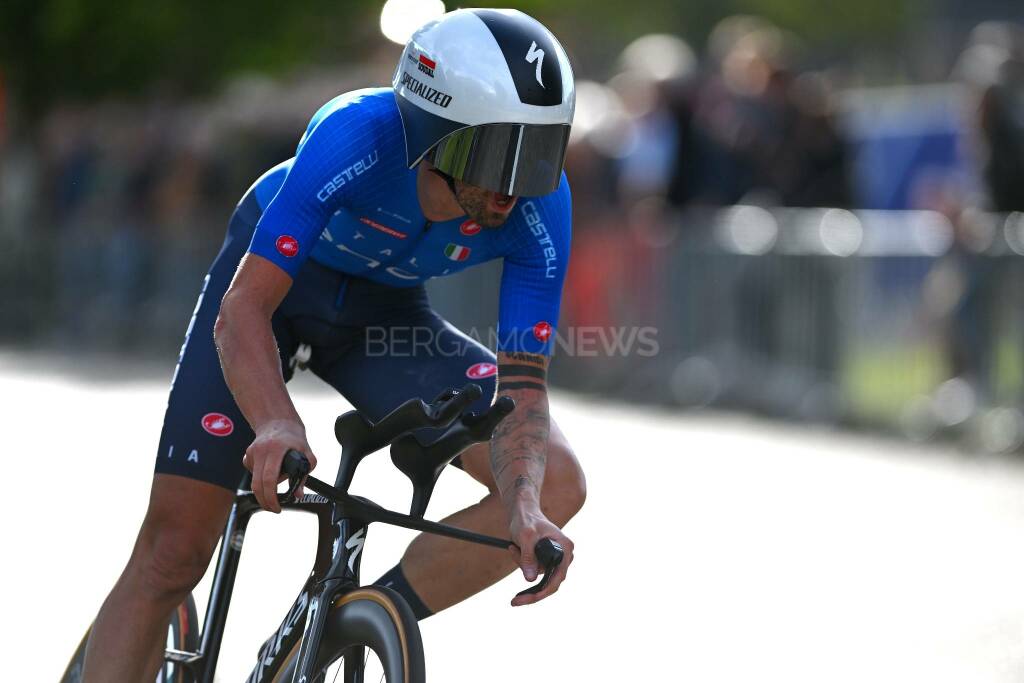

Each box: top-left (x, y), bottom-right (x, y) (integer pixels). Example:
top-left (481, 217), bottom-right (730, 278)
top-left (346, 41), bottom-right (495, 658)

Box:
top-left (81, 9), bottom-right (585, 681)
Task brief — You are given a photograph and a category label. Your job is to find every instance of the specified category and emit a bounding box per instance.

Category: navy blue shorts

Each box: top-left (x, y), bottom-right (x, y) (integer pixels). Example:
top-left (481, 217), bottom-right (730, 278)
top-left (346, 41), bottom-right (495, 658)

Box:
top-left (155, 193), bottom-right (497, 491)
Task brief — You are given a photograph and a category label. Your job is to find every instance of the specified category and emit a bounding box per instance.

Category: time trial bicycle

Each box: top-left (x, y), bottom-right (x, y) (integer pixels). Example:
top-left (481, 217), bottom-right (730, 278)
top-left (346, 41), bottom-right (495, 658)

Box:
top-left (62, 383), bottom-right (563, 682)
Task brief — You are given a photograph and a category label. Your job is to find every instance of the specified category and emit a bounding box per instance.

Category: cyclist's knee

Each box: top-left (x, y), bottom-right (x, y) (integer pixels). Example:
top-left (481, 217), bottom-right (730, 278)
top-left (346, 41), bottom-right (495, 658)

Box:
top-left (126, 476), bottom-right (232, 602)
top-left (542, 439), bottom-right (586, 524)
top-left (131, 521), bottom-right (218, 601)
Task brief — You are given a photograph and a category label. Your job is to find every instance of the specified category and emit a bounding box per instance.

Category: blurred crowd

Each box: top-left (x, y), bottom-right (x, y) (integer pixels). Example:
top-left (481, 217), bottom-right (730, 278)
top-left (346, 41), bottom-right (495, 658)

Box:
top-left (0, 77), bottom-right (340, 350)
top-left (2, 14), bottom-right (1024, 444)
top-left (569, 16), bottom-right (1024, 217)
top-left (563, 23), bottom-right (1016, 355)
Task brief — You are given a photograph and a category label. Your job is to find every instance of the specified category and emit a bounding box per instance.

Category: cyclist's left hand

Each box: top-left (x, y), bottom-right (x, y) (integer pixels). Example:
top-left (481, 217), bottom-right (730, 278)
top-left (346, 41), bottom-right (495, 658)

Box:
top-left (507, 508), bottom-right (574, 606)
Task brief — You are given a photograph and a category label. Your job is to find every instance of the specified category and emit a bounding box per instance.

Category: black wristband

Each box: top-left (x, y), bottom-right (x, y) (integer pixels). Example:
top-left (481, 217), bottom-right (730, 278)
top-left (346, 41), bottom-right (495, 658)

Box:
top-left (498, 363), bottom-right (547, 380)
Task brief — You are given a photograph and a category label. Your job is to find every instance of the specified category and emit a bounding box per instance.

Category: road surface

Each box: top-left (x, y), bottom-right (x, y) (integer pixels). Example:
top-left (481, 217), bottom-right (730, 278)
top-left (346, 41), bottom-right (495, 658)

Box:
top-left (3, 353), bottom-right (1023, 682)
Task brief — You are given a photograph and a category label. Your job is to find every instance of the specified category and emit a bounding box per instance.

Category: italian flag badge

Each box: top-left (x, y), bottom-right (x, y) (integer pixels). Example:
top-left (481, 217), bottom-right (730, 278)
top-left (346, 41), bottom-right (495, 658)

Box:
top-left (444, 243), bottom-right (471, 261)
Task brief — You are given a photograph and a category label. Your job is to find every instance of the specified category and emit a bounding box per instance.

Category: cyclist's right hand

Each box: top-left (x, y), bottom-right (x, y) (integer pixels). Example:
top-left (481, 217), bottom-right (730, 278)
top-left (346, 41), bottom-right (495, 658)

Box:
top-left (243, 419), bottom-right (317, 513)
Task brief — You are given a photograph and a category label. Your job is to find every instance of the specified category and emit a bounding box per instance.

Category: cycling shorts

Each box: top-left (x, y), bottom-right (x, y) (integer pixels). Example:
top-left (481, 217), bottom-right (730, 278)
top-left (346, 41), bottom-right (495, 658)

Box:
top-left (154, 192), bottom-right (497, 491)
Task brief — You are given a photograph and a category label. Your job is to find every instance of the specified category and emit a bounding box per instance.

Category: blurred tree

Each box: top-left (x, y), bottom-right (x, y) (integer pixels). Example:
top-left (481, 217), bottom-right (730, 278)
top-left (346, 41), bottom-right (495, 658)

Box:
top-left (0, 0), bottom-right (927, 114)
top-left (0, 0), bottom-right (380, 112)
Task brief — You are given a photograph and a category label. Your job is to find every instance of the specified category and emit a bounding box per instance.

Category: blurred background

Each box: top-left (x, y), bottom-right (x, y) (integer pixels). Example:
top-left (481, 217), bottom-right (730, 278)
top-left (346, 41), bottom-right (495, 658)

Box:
top-left (5, 1), bottom-right (1024, 681)
top-left (3, 0), bottom-right (1024, 449)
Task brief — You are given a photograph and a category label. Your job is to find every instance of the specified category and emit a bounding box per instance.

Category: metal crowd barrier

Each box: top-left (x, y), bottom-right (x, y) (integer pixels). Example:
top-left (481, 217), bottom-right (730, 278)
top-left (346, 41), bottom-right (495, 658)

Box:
top-left (428, 208), bottom-right (1024, 451)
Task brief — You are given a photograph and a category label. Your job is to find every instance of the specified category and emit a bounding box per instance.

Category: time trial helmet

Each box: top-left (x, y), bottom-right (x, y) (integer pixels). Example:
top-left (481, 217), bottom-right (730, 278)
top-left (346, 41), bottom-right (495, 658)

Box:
top-left (393, 8), bottom-right (575, 197)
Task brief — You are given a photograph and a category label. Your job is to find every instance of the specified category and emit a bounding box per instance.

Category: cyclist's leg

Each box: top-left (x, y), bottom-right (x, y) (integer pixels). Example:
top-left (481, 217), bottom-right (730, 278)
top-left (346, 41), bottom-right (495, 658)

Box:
top-left (313, 300), bottom-right (585, 615)
top-left (395, 403), bottom-right (586, 615)
top-left (83, 477), bottom-right (235, 683)
top-left (81, 195), bottom-right (298, 682)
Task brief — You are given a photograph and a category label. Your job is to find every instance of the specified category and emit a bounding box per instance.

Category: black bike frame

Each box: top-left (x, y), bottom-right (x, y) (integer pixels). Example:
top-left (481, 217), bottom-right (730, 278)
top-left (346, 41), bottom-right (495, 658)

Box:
top-left (165, 482), bottom-right (510, 683)
top-left (165, 388), bottom-right (518, 683)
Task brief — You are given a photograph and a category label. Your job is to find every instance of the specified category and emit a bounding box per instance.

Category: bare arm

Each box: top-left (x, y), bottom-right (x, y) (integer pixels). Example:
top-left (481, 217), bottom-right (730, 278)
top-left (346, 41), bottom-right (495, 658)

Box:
top-left (214, 253), bottom-right (316, 511)
top-left (491, 351), bottom-right (573, 605)
top-left (491, 351), bottom-right (551, 514)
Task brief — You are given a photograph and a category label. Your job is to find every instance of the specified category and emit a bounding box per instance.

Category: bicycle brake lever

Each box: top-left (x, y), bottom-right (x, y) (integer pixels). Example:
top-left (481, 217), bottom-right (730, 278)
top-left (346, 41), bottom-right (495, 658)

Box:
top-left (515, 539), bottom-right (564, 599)
top-left (277, 449), bottom-right (311, 503)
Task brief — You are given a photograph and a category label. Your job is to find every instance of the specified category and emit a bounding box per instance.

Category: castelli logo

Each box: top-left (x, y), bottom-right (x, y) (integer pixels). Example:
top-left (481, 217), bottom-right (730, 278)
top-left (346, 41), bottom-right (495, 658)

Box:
top-left (466, 362), bottom-right (498, 380)
top-left (202, 413), bottom-right (234, 437)
top-left (460, 220), bottom-right (482, 236)
top-left (533, 321), bottom-right (553, 343)
top-left (276, 235), bottom-right (299, 258)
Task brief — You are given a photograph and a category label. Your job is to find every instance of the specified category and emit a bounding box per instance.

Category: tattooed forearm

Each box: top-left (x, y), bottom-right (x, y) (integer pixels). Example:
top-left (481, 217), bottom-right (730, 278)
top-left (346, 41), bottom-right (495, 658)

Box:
top-left (491, 350), bottom-right (551, 510)
top-left (491, 398), bottom-right (550, 504)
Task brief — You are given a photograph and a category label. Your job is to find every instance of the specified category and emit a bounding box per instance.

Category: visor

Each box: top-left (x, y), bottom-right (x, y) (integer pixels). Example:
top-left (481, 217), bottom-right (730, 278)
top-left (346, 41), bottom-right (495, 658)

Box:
top-left (431, 123), bottom-right (571, 196)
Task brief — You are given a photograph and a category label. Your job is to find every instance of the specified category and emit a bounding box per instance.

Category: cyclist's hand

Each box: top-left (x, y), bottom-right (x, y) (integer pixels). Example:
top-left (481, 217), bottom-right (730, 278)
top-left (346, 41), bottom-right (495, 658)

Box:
top-left (243, 419), bottom-right (317, 513)
top-left (507, 509), bottom-right (574, 606)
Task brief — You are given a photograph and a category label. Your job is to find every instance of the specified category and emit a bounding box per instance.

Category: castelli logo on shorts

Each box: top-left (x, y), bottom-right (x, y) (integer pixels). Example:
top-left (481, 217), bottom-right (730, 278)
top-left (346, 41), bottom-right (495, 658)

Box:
top-left (276, 235), bottom-right (299, 258)
top-left (533, 321), bottom-right (553, 343)
top-left (202, 413), bottom-right (234, 437)
top-left (460, 220), bottom-right (482, 236)
top-left (466, 362), bottom-right (498, 380)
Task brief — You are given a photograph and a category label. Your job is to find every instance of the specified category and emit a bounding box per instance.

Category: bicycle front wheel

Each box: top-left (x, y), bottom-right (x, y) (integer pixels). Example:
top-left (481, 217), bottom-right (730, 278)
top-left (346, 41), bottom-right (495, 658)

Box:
top-left (280, 586), bottom-right (425, 683)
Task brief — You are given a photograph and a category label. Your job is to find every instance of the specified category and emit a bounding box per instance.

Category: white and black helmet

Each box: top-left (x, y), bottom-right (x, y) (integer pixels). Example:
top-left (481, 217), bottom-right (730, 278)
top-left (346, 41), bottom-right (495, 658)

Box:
top-left (393, 8), bottom-right (575, 196)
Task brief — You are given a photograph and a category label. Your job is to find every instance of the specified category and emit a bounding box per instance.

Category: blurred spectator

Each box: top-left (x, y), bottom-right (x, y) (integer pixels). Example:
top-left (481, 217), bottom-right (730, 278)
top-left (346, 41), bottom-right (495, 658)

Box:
top-left (685, 17), bottom-right (851, 208)
top-left (955, 21), bottom-right (1024, 212)
top-left (610, 34), bottom-right (697, 204)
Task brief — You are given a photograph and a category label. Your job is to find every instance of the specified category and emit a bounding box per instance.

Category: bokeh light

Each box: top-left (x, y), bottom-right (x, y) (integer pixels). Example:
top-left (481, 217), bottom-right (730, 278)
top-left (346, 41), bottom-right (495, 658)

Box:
top-left (380, 0), bottom-right (446, 46)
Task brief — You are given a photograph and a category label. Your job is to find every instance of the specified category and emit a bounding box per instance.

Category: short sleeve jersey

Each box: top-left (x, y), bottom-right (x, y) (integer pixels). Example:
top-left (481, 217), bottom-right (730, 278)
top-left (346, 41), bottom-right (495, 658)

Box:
top-left (245, 88), bottom-right (571, 355)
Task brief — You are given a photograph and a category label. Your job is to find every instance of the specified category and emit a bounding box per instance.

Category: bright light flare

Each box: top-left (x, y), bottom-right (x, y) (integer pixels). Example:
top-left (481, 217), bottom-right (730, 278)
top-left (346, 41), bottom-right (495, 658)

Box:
top-left (380, 0), bottom-right (446, 45)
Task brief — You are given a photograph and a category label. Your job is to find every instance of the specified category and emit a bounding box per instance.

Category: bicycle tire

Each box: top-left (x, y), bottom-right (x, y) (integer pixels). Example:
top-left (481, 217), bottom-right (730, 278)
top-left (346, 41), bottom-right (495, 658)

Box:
top-left (277, 586), bottom-right (425, 683)
top-left (60, 594), bottom-right (199, 683)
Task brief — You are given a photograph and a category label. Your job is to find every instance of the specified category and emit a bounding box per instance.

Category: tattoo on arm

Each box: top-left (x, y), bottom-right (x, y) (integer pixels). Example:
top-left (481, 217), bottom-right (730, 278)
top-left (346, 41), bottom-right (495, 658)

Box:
top-left (490, 393), bottom-right (550, 504)
top-left (497, 352), bottom-right (547, 394)
top-left (501, 352), bottom-right (546, 363)
top-left (498, 380), bottom-right (545, 392)
top-left (497, 363), bottom-right (547, 380)
top-left (490, 350), bottom-right (551, 505)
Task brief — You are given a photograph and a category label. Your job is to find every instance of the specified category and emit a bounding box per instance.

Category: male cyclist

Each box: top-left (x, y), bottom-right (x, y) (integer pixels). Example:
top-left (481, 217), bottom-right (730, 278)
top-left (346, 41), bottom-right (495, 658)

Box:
top-left (81, 9), bottom-right (585, 681)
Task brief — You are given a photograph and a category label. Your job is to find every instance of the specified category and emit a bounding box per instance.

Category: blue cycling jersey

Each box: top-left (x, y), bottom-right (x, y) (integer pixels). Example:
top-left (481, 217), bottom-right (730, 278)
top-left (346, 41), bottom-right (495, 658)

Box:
top-left (245, 88), bottom-right (572, 355)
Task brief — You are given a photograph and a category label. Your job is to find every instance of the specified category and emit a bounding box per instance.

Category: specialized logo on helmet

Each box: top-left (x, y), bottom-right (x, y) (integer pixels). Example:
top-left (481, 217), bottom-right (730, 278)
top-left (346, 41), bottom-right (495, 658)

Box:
top-left (460, 220), bottom-right (482, 236)
top-left (466, 362), bottom-right (498, 380)
top-left (399, 72), bottom-right (452, 108)
top-left (533, 321), bottom-right (553, 343)
top-left (276, 236), bottom-right (299, 258)
top-left (417, 54), bottom-right (436, 78)
top-left (472, 9), bottom-right (564, 107)
top-left (202, 413), bottom-right (234, 437)
top-left (525, 41), bottom-right (545, 88)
